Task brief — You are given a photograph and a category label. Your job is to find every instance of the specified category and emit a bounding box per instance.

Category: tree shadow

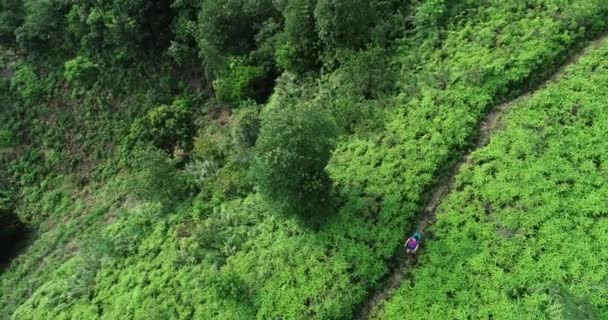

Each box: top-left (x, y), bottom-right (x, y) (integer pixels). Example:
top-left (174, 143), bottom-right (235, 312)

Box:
top-left (0, 212), bottom-right (34, 273)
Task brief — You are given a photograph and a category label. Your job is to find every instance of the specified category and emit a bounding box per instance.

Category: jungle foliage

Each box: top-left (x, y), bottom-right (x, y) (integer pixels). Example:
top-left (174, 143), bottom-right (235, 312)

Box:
top-left (1, 0), bottom-right (608, 319)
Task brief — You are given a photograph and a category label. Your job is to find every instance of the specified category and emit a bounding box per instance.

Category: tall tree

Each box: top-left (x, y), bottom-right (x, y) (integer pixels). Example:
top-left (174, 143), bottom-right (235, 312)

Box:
top-left (0, 0), bottom-right (24, 46)
top-left (254, 104), bottom-right (338, 218)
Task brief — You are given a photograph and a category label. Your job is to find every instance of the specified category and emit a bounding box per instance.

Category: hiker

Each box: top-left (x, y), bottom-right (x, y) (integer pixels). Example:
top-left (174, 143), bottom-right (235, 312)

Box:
top-left (404, 231), bottom-right (422, 253)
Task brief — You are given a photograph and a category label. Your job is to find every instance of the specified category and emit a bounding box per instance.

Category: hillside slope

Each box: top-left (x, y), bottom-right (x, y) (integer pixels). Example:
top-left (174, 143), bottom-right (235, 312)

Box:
top-left (381, 33), bottom-right (608, 320)
top-left (1, 1), bottom-right (608, 319)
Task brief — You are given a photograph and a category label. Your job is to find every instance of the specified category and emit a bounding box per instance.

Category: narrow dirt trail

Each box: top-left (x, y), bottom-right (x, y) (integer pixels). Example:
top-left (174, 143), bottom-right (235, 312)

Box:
top-left (354, 34), bottom-right (608, 320)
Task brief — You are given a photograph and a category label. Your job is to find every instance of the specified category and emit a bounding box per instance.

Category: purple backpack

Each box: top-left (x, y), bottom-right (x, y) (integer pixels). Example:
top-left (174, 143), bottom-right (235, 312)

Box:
top-left (407, 238), bottom-right (418, 250)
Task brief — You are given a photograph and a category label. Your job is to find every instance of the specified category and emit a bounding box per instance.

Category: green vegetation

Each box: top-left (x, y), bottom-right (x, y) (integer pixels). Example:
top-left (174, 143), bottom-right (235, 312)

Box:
top-left (254, 104), bottom-right (338, 219)
top-left (1, 0), bottom-right (608, 319)
top-left (380, 38), bottom-right (608, 320)
top-left (64, 56), bottom-right (99, 89)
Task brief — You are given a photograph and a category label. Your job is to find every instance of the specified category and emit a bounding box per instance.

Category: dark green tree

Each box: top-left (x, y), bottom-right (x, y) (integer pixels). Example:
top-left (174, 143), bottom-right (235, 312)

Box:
top-left (122, 146), bottom-right (186, 207)
top-left (64, 56), bottom-right (99, 88)
top-left (123, 98), bottom-right (195, 155)
top-left (276, 0), bottom-right (319, 74)
top-left (66, 0), bottom-right (174, 62)
top-left (254, 104), bottom-right (338, 217)
top-left (15, 0), bottom-right (73, 56)
top-left (314, 0), bottom-right (374, 49)
top-left (195, 0), bottom-right (280, 77)
top-left (0, 0), bottom-right (24, 47)
top-left (213, 58), bottom-right (265, 105)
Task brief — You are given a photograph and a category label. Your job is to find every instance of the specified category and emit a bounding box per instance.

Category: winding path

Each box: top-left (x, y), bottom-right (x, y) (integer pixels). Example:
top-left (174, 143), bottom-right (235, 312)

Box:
top-left (354, 34), bottom-right (608, 320)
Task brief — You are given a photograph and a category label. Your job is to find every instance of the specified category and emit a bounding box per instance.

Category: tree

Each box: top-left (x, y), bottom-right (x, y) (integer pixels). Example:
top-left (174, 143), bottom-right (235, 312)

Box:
top-left (0, 0), bottom-right (24, 47)
top-left (65, 0), bottom-right (174, 62)
top-left (276, 0), bottom-right (320, 74)
top-left (64, 56), bottom-right (99, 88)
top-left (312, 0), bottom-right (408, 52)
top-left (123, 98), bottom-right (195, 156)
top-left (195, 0), bottom-right (280, 77)
top-left (11, 63), bottom-right (43, 104)
top-left (254, 104), bottom-right (338, 217)
top-left (15, 0), bottom-right (73, 56)
top-left (314, 0), bottom-right (374, 49)
top-left (213, 58), bottom-right (265, 105)
top-left (122, 146), bottom-right (186, 207)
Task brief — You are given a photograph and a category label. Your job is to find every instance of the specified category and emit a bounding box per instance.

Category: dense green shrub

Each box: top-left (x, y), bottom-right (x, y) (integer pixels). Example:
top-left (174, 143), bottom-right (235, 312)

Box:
top-left (63, 56), bottom-right (99, 88)
top-left (332, 47), bottom-right (395, 98)
top-left (104, 202), bottom-right (163, 257)
top-left (0, 0), bottom-right (23, 46)
top-left (0, 128), bottom-right (14, 150)
top-left (254, 104), bottom-right (338, 217)
top-left (166, 0), bottom-right (199, 66)
top-left (184, 159), bottom-right (218, 189)
top-left (15, 0), bottom-right (73, 55)
top-left (231, 106), bottom-right (261, 149)
top-left (413, 0), bottom-right (450, 27)
top-left (11, 63), bottom-right (43, 104)
top-left (124, 98), bottom-right (195, 155)
top-left (314, 0), bottom-right (374, 49)
top-left (65, 0), bottom-right (174, 62)
top-left (122, 146), bottom-right (186, 206)
top-left (189, 120), bottom-right (257, 201)
top-left (195, 0), bottom-right (281, 76)
top-left (213, 59), bottom-right (265, 105)
top-left (192, 124), bottom-right (231, 163)
top-left (318, 46), bottom-right (394, 132)
top-left (276, 0), bottom-right (319, 74)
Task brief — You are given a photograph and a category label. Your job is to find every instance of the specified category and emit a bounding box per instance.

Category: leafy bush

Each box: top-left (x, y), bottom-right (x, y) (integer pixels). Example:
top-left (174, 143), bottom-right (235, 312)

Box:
top-left (124, 98), bottom-right (195, 155)
top-left (0, 0), bottom-right (23, 46)
top-left (15, 0), bottom-right (73, 55)
top-left (65, 0), bottom-right (174, 62)
top-left (122, 146), bottom-right (186, 207)
top-left (0, 128), bottom-right (15, 150)
top-left (276, 0), bottom-right (319, 74)
top-left (192, 124), bottom-right (231, 163)
top-left (103, 202), bottom-right (163, 257)
top-left (11, 63), bottom-right (43, 104)
top-left (231, 106), bottom-right (261, 149)
top-left (318, 46), bottom-right (394, 132)
top-left (63, 56), bottom-right (99, 88)
top-left (314, 0), bottom-right (374, 49)
top-left (184, 159), bottom-right (218, 188)
top-left (195, 0), bottom-right (280, 74)
top-left (213, 59), bottom-right (265, 105)
top-left (254, 104), bottom-right (338, 217)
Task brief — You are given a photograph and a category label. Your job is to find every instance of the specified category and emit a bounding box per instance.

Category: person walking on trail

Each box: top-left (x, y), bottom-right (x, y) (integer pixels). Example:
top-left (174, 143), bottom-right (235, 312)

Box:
top-left (405, 231), bottom-right (422, 253)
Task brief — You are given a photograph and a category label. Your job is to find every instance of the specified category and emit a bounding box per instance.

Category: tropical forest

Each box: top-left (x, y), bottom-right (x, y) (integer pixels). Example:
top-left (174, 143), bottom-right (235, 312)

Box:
top-left (1, 0), bottom-right (607, 319)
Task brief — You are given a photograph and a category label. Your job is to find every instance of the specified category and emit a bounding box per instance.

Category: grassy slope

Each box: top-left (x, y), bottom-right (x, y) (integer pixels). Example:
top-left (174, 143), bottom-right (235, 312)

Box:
top-left (380, 34), bottom-right (608, 320)
top-left (2, 1), bottom-right (608, 319)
